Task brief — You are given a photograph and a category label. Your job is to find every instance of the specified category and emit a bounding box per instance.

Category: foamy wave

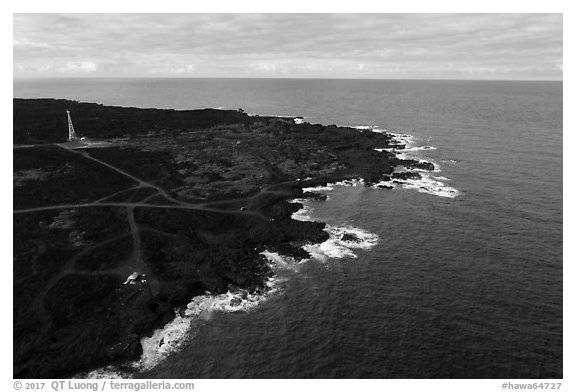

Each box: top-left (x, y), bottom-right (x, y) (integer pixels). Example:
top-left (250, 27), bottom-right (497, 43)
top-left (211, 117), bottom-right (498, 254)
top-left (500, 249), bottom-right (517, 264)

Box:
top-left (351, 125), bottom-right (374, 130)
top-left (403, 145), bottom-right (437, 152)
top-left (301, 179), bottom-right (364, 196)
top-left (290, 199), bottom-right (315, 221)
top-left (135, 280), bottom-right (278, 372)
top-left (350, 125), bottom-right (391, 134)
top-left (393, 172), bottom-right (459, 198)
top-left (79, 366), bottom-right (126, 379)
top-left (303, 224), bottom-right (379, 261)
top-left (290, 196), bottom-right (379, 261)
top-left (333, 178), bottom-right (365, 187)
top-left (83, 287), bottom-right (277, 378)
top-left (134, 311), bottom-right (195, 371)
top-left (303, 178), bottom-right (364, 193)
top-left (302, 185), bottom-right (334, 192)
top-left (382, 131), bottom-right (460, 198)
top-left (390, 132), bottom-right (416, 145)
top-left (130, 246), bottom-right (304, 373)
top-left (307, 130), bottom-right (459, 198)
top-left (183, 289), bottom-right (273, 318)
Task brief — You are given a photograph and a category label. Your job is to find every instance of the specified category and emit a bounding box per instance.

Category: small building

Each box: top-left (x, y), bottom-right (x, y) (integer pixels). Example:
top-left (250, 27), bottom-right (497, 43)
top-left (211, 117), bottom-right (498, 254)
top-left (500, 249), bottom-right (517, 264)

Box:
top-left (123, 272), bottom-right (147, 285)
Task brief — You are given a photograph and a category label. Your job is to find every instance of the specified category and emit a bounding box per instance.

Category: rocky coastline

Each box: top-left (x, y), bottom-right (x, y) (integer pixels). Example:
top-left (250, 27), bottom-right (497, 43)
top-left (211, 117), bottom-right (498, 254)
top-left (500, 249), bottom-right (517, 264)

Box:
top-left (13, 99), bottom-right (433, 378)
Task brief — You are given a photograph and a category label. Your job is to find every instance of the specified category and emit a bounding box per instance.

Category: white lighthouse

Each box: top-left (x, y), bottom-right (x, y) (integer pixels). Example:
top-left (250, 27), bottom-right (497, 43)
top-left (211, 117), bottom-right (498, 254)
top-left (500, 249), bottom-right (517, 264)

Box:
top-left (66, 110), bottom-right (78, 142)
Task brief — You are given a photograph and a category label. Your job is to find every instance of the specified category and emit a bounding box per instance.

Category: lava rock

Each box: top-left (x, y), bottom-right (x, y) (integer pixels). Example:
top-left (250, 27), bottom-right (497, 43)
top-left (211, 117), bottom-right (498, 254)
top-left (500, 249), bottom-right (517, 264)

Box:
top-left (302, 191), bottom-right (328, 201)
top-left (341, 233), bottom-right (361, 242)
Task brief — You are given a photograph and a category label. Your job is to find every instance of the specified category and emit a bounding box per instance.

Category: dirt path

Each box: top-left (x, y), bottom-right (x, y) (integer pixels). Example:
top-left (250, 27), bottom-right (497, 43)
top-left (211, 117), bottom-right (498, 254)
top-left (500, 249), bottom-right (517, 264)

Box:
top-left (17, 143), bottom-right (299, 221)
top-left (93, 185), bottom-right (140, 203)
top-left (126, 206), bottom-right (147, 276)
top-left (13, 144), bottom-right (286, 344)
top-left (16, 142), bottom-right (298, 342)
top-left (29, 233), bottom-right (131, 343)
top-left (14, 201), bottom-right (269, 219)
top-left (58, 144), bottom-right (187, 206)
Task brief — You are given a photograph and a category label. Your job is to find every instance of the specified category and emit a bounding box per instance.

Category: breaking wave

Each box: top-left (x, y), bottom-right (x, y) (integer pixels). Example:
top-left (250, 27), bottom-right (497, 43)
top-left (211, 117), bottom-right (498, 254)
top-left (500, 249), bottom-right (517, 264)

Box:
top-left (302, 178), bottom-right (365, 194)
top-left (302, 224), bottom-right (379, 261)
top-left (84, 257), bottom-right (290, 378)
top-left (351, 125), bottom-right (390, 134)
top-left (290, 192), bottom-right (379, 261)
top-left (290, 199), bottom-right (315, 221)
top-left (134, 283), bottom-right (278, 373)
top-left (121, 190), bottom-right (380, 375)
top-left (81, 367), bottom-right (125, 379)
top-left (404, 145), bottom-right (437, 152)
top-left (374, 174), bottom-right (459, 198)
top-left (317, 124), bottom-right (459, 198)
top-left (84, 240), bottom-right (318, 378)
top-left (368, 129), bottom-right (460, 198)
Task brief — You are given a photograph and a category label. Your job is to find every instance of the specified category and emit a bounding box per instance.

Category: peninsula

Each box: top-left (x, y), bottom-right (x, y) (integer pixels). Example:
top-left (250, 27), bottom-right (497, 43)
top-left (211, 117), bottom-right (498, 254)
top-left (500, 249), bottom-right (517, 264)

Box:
top-left (13, 99), bottom-right (429, 378)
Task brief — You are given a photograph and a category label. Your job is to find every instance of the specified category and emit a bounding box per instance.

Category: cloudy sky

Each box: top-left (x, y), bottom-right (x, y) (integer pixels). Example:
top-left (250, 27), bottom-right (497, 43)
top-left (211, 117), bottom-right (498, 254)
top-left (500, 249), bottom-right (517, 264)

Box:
top-left (13, 13), bottom-right (562, 80)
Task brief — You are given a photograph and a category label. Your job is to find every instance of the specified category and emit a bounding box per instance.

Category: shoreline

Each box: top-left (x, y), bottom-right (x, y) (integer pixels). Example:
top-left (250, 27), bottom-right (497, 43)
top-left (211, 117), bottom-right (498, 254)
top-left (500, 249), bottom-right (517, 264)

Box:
top-left (13, 98), bottom-right (454, 378)
top-left (84, 183), bottom-right (384, 379)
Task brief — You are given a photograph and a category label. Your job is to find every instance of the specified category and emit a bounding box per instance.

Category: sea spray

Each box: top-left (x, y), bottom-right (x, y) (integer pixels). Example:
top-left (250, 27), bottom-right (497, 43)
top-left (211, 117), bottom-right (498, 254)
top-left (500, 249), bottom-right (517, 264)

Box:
top-left (372, 129), bottom-right (460, 198)
top-left (122, 246), bottom-right (308, 374)
top-left (290, 192), bottom-right (379, 261)
top-left (134, 278), bottom-right (280, 372)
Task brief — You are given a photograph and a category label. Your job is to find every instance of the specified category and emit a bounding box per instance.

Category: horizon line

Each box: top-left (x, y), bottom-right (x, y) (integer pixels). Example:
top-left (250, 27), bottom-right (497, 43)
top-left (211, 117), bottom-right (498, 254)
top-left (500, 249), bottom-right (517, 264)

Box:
top-left (13, 76), bottom-right (563, 83)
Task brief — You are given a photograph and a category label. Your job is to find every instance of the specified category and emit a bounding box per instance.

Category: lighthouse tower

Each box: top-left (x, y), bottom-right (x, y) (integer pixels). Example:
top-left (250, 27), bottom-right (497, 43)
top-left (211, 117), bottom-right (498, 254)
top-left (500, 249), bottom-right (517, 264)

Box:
top-left (66, 110), bottom-right (78, 142)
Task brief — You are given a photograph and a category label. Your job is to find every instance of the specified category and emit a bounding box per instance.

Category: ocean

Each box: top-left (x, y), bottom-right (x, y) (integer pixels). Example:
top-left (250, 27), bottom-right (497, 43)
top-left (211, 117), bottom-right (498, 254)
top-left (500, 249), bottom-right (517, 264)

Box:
top-left (13, 78), bottom-right (563, 378)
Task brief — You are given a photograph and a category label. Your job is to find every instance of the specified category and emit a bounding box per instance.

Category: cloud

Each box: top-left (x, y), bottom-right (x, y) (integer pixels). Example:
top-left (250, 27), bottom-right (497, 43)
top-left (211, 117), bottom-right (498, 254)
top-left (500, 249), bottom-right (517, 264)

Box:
top-left (254, 62), bottom-right (277, 72)
top-left (149, 64), bottom-right (196, 75)
top-left (13, 13), bottom-right (563, 80)
top-left (60, 61), bottom-right (98, 73)
top-left (13, 38), bottom-right (55, 50)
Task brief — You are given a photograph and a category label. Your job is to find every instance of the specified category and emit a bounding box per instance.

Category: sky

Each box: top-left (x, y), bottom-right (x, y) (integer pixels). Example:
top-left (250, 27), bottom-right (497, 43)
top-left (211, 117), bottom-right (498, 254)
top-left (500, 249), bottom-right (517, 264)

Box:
top-left (13, 13), bottom-right (563, 80)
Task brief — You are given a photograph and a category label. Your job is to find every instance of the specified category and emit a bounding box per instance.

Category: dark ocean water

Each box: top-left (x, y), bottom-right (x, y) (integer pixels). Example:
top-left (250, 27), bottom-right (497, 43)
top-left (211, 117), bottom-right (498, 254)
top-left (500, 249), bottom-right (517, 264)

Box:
top-left (14, 78), bottom-right (563, 378)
